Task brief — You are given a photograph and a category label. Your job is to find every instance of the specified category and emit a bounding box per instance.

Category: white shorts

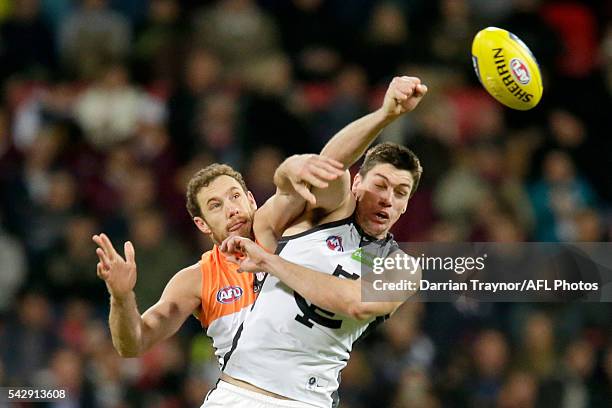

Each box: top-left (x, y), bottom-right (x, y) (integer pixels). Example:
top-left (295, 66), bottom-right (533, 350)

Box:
top-left (201, 380), bottom-right (318, 408)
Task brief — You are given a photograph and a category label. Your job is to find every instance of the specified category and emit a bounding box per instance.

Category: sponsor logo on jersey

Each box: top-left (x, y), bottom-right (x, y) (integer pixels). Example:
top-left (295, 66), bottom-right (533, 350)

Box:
top-left (351, 248), bottom-right (375, 267)
top-left (216, 286), bottom-right (243, 304)
top-left (326, 236), bottom-right (344, 252)
top-left (510, 58), bottom-right (530, 84)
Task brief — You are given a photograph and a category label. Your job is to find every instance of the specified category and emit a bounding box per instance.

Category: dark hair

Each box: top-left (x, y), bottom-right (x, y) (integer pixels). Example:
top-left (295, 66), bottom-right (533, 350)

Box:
top-left (186, 163), bottom-right (247, 219)
top-left (359, 142), bottom-right (423, 197)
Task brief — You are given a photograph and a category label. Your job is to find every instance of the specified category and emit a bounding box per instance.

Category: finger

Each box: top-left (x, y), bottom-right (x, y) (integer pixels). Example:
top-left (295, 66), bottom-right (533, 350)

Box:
top-left (293, 182), bottom-right (317, 205)
top-left (96, 248), bottom-right (112, 268)
top-left (226, 255), bottom-right (241, 265)
top-left (224, 237), bottom-right (243, 256)
top-left (124, 241), bottom-right (136, 264)
top-left (414, 84), bottom-right (428, 97)
top-left (313, 160), bottom-right (344, 177)
top-left (395, 86), bottom-right (414, 101)
top-left (318, 156), bottom-right (344, 169)
top-left (97, 262), bottom-right (109, 280)
top-left (301, 174), bottom-right (329, 189)
top-left (400, 76), bottom-right (421, 85)
top-left (310, 163), bottom-right (342, 181)
top-left (99, 233), bottom-right (120, 260)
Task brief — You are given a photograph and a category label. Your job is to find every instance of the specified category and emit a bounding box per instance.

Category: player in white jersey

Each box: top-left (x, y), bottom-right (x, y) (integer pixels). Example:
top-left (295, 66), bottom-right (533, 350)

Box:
top-left (202, 76), bottom-right (428, 408)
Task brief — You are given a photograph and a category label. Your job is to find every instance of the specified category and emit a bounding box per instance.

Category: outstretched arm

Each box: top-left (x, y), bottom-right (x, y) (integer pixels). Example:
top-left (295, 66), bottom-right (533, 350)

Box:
top-left (321, 76), bottom-right (427, 168)
top-left (254, 76), bottom-right (428, 249)
top-left (94, 233), bottom-right (200, 357)
top-left (278, 76), bottom-right (428, 214)
top-left (221, 236), bottom-right (420, 320)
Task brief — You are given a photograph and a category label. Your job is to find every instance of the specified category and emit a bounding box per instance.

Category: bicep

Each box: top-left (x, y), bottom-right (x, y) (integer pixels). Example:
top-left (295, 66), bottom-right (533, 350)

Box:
top-left (253, 191), bottom-right (306, 247)
top-left (140, 267), bottom-right (201, 349)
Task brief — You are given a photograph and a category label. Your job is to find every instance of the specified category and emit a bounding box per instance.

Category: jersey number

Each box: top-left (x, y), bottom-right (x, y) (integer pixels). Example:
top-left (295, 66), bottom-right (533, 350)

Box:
top-left (294, 265), bottom-right (359, 329)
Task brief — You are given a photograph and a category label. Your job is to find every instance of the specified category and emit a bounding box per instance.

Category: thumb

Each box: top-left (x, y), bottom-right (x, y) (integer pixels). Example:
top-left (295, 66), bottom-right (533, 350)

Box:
top-left (124, 241), bottom-right (136, 264)
top-left (293, 182), bottom-right (317, 206)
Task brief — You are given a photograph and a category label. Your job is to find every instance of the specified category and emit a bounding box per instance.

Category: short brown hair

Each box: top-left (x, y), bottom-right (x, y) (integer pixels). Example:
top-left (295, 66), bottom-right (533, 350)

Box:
top-left (359, 142), bottom-right (423, 197)
top-left (186, 163), bottom-right (248, 219)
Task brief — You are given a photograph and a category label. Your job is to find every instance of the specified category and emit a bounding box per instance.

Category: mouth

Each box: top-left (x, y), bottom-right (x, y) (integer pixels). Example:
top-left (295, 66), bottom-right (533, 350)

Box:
top-left (227, 220), bottom-right (247, 232)
top-left (373, 211), bottom-right (390, 223)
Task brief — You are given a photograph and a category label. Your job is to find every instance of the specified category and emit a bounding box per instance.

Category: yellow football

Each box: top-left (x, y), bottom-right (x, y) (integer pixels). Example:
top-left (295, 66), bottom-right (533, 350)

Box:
top-left (471, 27), bottom-right (543, 110)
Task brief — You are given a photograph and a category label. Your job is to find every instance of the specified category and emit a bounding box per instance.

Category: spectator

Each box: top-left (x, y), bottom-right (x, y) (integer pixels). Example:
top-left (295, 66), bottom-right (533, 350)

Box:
top-left (0, 0), bottom-right (56, 79)
top-left (129, 208), bottom-right (190, 309)
top-left (167, 48), bottom-right (221, 162)
top-left (1, 292), bottom-right (58, 386)
top-left (0, 216), bottom-right (27, 314)
top-left (193, 0), bottom-right (281, 80)
top-left (58, 0), bottom-right (131, 80)
top-left (74, 63), bottom-right (155, 150)
top-left (529, 150), bottom-right (597, 241)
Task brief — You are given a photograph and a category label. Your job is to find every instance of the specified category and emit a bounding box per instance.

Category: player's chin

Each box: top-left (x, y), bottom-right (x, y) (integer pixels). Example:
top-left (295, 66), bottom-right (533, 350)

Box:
top-left (229, 222), bottom-right (252, 239)
top-left (364, 220), bottom-right (387, 238)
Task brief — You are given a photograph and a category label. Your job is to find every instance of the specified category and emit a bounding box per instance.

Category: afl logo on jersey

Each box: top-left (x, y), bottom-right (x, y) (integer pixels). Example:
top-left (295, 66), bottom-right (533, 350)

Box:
top-left (326, 236), bottom-right (344, 252)
top-left (216, 286), bottom-right (243, 304)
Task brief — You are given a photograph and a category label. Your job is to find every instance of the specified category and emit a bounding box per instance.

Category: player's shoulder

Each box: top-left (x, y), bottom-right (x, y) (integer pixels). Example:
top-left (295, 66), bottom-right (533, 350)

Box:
top-left (174, 262), bottom-right (202, 286)
top-left (282, 201), bottom-right (356, 237)
top-left (159, 261), bottom-right (202, 304)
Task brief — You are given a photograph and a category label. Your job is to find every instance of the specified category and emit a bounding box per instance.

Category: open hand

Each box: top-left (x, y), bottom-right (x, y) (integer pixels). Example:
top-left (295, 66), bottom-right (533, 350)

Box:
top-left (283, 154), bottom-right (345, 205)
top-left (93, 233), bottom-right (137, 301)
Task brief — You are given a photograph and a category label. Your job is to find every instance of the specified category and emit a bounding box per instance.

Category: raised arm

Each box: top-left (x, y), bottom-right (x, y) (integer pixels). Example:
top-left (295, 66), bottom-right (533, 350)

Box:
top-left (321, 76), bottom-right (427, 168)
top-left (94, 234), bottom-right (200, 357)
top-left (221, 236), bottom-right (420, 320)
top-left (279, 76), bottom-right (428, 214)
top-left (254, 76), bottom-right (428, 248)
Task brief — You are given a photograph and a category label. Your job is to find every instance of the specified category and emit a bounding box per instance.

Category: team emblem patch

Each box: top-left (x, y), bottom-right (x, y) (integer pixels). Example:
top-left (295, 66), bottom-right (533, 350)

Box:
top-left (326, 236), bottom-right (344, 252)
top-left (253, 272), bottom-right (266, 293)
top-left (510, 58), bottom-right (530, 84)
top-left (216, 286), bottom-right (243, 304)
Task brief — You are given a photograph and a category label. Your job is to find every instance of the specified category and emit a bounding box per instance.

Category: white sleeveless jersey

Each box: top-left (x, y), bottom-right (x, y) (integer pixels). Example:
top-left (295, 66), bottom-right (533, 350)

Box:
top-left (223, 215), bottom-right (398, 408)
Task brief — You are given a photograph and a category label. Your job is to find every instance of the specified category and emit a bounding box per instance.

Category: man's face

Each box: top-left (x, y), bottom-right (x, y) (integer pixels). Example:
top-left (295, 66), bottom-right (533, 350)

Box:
top-left (352, 163), bottom-right (414, 239)
top-left (194, 175), bottom-right (257, 244)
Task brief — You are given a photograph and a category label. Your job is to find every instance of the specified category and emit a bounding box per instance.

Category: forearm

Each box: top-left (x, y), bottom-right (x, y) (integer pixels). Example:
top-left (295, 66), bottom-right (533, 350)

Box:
top-left (109, 291), bottom-right (144, 357)
top-left (320, 108), bottom-right (393, 168)
top-left (262, 254), bottom-right (368, 320)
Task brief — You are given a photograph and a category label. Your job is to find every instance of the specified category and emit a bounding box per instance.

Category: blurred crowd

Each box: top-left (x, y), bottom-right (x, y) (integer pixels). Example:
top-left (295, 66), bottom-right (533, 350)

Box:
top-left (0, 0), bottom-right (611, 407)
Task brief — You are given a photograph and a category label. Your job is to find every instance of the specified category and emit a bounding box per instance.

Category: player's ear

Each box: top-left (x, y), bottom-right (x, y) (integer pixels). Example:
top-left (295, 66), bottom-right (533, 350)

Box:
top-left (194, 216), bottom-right (212, 235)
top-left (247, 191), bottom-right (258, 210)
top-left (351, 173), bottom-right (363, 195)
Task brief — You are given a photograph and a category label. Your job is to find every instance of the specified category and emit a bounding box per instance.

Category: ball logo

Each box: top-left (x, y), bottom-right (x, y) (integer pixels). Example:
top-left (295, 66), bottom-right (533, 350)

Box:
top-left (216, 286), bottom-right (243, 304)
top-left (326, 236), bottom-right (344, 252)
top-left (510, 58), bottom-right (530, 85)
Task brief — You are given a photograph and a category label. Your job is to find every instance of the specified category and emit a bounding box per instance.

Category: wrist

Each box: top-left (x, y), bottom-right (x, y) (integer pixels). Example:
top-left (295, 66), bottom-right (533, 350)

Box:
top-left (260, 253), bottom-right (284, 276)
top-left (111, 291), bottom-right (135, 305)
top-left (374, 107), bottom-right (398, 126)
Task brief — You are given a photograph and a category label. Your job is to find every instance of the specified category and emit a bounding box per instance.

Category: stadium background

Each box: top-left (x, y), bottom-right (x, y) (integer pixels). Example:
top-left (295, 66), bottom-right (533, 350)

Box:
top-left (0, 0), bottom-right (611, 406)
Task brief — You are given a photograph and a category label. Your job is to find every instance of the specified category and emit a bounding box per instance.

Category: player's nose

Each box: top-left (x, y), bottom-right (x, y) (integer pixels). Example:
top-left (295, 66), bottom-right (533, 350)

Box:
top-left (226, 204), bottom-right (240, 218)
top-left (378, 189), bottom-right (393, 206)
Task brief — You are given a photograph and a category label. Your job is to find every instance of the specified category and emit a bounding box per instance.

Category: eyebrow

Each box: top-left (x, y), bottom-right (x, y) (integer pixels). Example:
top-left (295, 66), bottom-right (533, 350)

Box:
top-left (373, 173), bottom-right (412, 189)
